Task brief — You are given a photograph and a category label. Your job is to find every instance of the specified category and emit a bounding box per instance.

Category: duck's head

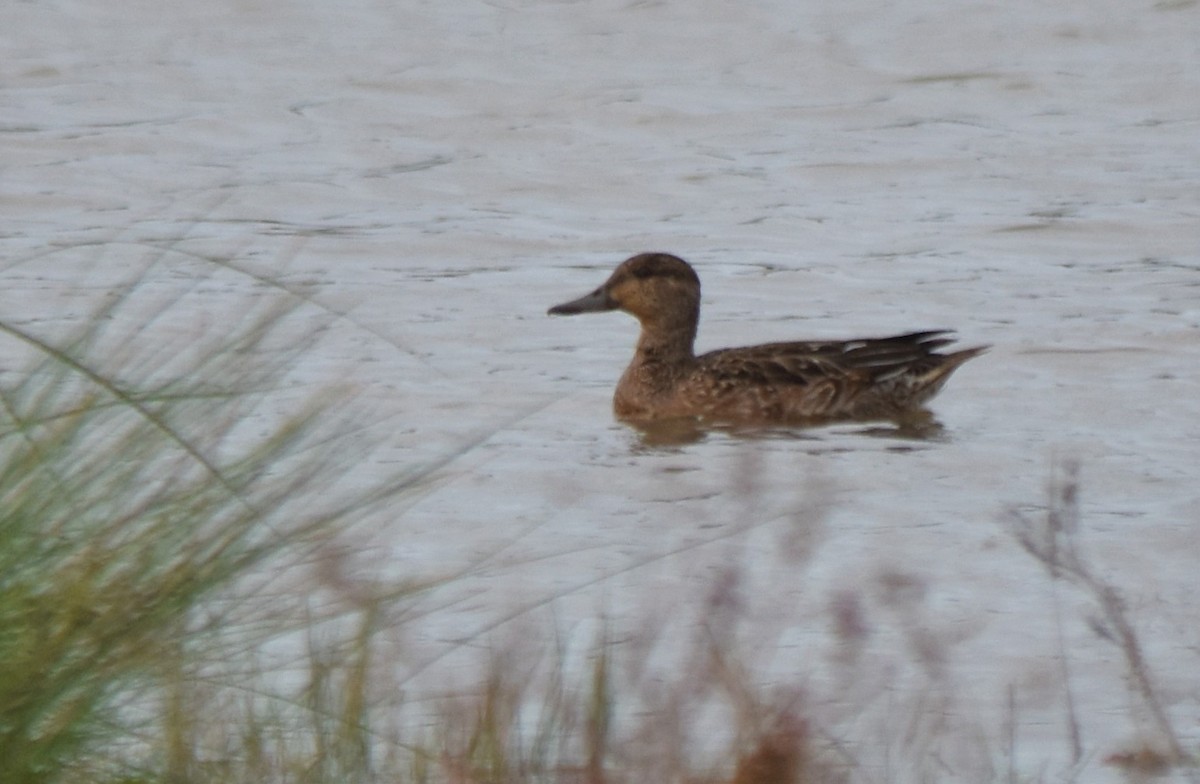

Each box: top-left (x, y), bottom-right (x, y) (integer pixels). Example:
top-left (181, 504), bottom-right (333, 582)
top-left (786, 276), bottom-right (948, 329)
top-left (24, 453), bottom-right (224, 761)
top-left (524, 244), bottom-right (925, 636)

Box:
top-left (547, 253), bottom-right (701, 329)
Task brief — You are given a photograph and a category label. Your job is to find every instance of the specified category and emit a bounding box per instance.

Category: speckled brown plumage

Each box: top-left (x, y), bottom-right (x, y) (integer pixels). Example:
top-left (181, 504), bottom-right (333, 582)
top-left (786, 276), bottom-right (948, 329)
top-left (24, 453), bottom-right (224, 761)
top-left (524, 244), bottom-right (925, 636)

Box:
top-left (548, 253), bottom-right (987, 424)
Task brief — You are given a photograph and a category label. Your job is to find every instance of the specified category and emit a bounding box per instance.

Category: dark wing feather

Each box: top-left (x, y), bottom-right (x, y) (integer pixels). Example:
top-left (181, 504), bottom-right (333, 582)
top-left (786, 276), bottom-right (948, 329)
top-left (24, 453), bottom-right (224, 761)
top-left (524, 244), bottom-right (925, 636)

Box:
top-left (696, 330), bottom-right (959, 387)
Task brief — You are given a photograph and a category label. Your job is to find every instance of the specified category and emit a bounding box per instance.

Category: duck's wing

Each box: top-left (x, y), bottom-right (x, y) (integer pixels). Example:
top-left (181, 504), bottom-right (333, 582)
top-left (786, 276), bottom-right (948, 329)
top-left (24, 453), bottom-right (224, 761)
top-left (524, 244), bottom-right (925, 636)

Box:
top-left (696, 330), bottom-right (960, 387)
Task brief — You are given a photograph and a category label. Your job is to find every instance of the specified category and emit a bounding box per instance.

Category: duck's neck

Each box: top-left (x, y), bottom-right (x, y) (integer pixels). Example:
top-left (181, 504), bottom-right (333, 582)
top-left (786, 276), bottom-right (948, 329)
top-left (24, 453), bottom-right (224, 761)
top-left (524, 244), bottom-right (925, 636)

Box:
top-left (633, 318), bottom-right (697, 366)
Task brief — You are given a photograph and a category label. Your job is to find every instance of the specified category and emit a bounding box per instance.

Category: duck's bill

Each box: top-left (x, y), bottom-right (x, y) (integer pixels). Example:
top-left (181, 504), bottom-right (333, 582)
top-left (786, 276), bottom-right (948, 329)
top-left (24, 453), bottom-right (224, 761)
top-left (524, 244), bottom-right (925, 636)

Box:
top-left (547, 287), bottom-right (615, 315)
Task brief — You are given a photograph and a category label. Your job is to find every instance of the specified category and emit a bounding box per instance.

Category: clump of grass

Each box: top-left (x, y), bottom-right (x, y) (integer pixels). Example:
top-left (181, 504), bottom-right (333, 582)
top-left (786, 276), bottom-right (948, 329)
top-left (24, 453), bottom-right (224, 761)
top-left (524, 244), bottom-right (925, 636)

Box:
top-left (1010, 460), bottom-right (1196, 779)
top-left (0, 263), bottom-right (413, 783)
top-left (135, 593), bottom-right (403, 784)
top-left (418, 532), bottom-right (855, 784)
top-left (422, 619), bottom-right (839, 784)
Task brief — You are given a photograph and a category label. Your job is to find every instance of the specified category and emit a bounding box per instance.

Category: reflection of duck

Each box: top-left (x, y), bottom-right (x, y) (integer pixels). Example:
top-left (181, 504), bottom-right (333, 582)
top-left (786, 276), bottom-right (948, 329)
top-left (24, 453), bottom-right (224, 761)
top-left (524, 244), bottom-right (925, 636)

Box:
top-left (548, 253), bottom-right (987, 424)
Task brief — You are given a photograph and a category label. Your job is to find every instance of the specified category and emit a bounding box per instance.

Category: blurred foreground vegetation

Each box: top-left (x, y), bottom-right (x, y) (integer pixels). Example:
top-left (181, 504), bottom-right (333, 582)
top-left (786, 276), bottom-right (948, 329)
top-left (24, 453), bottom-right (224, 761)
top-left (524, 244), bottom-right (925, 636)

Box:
top-left (0, 267), bottom-right (1193, 784)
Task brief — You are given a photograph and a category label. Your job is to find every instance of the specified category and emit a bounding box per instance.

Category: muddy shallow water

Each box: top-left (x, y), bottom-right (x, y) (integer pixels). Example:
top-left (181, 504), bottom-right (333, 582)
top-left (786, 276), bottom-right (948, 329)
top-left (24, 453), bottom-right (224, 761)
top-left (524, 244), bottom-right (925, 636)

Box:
top-left (4, 0), bottom-right (1199, 779)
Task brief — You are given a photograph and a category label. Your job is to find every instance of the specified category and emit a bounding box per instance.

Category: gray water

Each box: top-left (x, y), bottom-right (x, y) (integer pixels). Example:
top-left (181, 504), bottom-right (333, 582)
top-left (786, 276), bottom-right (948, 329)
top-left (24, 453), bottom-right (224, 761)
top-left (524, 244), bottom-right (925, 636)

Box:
top-left (4, 0), bottom-right (1199, 779)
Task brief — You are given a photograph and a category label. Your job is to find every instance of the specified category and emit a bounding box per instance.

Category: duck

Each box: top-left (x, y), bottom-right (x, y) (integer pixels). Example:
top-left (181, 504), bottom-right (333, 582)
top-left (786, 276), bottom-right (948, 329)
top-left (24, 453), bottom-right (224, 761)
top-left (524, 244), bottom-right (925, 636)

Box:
top-left (547, 252), bottom-right (987, 424)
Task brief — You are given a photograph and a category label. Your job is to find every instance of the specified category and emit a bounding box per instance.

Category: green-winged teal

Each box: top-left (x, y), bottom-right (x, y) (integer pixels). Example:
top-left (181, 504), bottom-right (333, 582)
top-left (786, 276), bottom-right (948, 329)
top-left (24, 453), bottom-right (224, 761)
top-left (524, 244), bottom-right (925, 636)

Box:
top-left (548, 252), bottom-right (986, 423)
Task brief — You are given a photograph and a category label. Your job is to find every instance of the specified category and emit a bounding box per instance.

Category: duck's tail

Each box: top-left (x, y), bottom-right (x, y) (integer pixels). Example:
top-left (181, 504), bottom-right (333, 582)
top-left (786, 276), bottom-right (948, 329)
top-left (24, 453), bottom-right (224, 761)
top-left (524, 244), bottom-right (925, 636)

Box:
top-left (911, 344), bottom-right (989, 403)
